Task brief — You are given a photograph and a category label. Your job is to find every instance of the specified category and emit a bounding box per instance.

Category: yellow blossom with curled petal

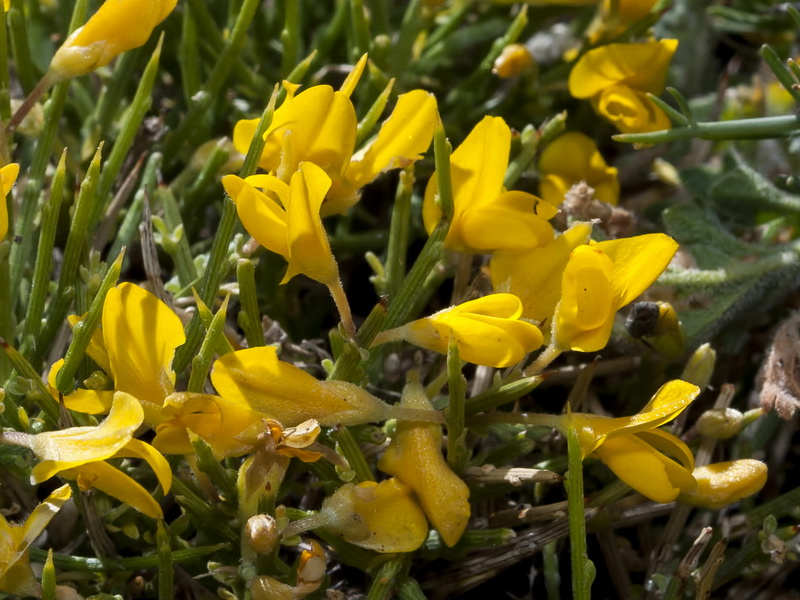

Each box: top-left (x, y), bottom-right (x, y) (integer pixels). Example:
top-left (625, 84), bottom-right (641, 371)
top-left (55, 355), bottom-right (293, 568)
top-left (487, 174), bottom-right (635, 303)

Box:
top-left (538, 132), bottom-right (619, 206)
top-left (569, 40), bottom-right (678, 134)
top-left (370, 294), bottom-right (543, 368)
top-left (48, 0), bottom-right (178, 81)
top-left (233, 56), bottom-right (438, 215)
top-left (0, 484), bottom-right (71, 596)
top-left (565, 379), bottom-right (700, 503)
top-left (1, 163), bottom-right (20, 240)
top-left (211, 346), bottom-right (443, 426)
top-left (423, 116), bottom-right (557, 253)
top-left (490, 222), bottom-right (593, 324)
top-left (378, 377), bottom-right (470, 547)
top-left (1, 392), bottom-right (171, 519)
top-left (554, 233), bottom-right (678, 352)
top-left (284, 478), bottom-right (429, 553)
top-left (680, 459), bottom-right (768, 509)
top-left (222, 163), bottom-right (338, 287)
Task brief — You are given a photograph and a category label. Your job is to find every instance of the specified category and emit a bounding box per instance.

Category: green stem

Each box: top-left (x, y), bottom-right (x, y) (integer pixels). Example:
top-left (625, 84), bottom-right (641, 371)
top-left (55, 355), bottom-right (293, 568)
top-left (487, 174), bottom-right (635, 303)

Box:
top-left (237, 259), bottom-right (265, 347)
top-left (760, 44), bottom-right (800, 105)
top-left (29, 544), bottom-right (229, 572)
top-left (366, 555), bottom-right (409, 600)
top-left (446, 338), bottom-right (468, 473)
top-left (433, 121), bottom-right (454, 222)
top-left (614, 114), bottom-right (800, 144)
top-left (330, 424), bottom-right (374, 483)
top-left (523, 345), bottom-right (562, 377)
top-left (187, 294), bottom-right (231, 393)
top-left (280, 0), bottom-right (301, 77)
top-left (157, 521), bottom-right (174, 600)
top-left (19, 150), bottom-right (68, 364)
top-left (384, 169), bottom-right (413, 300)
top-left (565, 427), bottom-right (595, 600)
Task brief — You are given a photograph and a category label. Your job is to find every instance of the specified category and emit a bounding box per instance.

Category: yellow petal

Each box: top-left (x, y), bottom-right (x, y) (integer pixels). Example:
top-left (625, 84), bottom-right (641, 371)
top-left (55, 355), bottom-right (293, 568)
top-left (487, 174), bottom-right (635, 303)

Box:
top-left (391, 294), bottom-right (543, 367)
top-left (568, 379), bottom-right (699, 456)
top-left (13, 484), bottom-right (71, 568)
top-left (680, 459), bottom-right (767, 509)
top-left (283, 162), bottom-right (338, 285)
top-left (114, 438), bottom-right (172, 493)
top-left (456, 204), bottom-right (554, 251)
top-left (595, 233), bottom-right (678, 308)
top-left (554, 245), bottom-right (616, 352)
top-left (344, 90), bottom-right (438, 192)
top-left (423, 116), bottom-right (510, 243)
top-left (103, 283), bottom-right (184, 422)
top-left (223, 174), bottom-right (290, 259)
top-left (593, 433), bottom-right (696, 503)
top-left (1, 163), bottom-right (20, 240)
top-left (49, 0), bottom-right (177, 80)
top-left (568, 39), bottom-right (678, 98)
top-left (61, 461), bottom-right (164, 519)
top-left (211, 346), bottom-right (402, 426)
top-left (321, 479), bottom-right (429, 552)
top-left (490, 222), bottom-right (593, 323)
top-left (593, 85), bottom-right (672, 134)
top-left (378, 380), bottom-right (470, 547)
top-left (29, 391), bottom-right (143, 481)
top-left (538, 132), bottom-right (619, 206)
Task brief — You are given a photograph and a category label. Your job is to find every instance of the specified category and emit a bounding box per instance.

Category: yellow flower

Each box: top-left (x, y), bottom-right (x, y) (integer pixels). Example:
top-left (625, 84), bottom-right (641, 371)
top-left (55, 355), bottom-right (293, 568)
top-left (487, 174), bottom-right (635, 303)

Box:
top-left (1, 163), bottom-right (20, 240)
top-left (284, 478), bottom-right (429, 553)
top-left (569, 39), bottom-right (678, 134)
top-left (554, 233), bottom-right (678, 352)
top-left (48, 0), bottom-right (178, 81)
top-left (52, 282), bottom-right (185, 425)
top-left (680, 459), bottom-right (768, 509)
top-left (2, 392), bottom-right (171, 519)
top-left (538, 132), bottom-right (619, 206)
top-left (566, 379), bottom-right (700, 503)
top-left (423, 116), bottom-right (557, 253)
top-left (233, 56), bottom-right (438, 215)
top-left (222, 163), bottom-right (357, 336)
top-left (211, 346), bottom-right (443, 426)
top-left (0, 485), bottom-right (71, 596)
top-left (490, 222), bottom-right (593, 323)
top-left (370, 294), bottom-right (543, 368)
top-left (586, 0), bottom-right (660, 42)
top-left (378, 378), bottom-right (470, 547)
top-left (222, 163), bottom-right (338, 288)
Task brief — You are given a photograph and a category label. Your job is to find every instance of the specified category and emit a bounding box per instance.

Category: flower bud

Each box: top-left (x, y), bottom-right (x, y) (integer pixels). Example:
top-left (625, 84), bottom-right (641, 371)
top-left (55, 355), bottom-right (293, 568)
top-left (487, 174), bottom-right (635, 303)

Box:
top-left (244, 514), bottom-right (280, 555)
top-left (296, 540), bottom-right (326, 594)
top-left (696, 407), bottom-right (744, 439)
top-left (493, 44), bottom-right (534, 79)
top-left (681, 343), bottom-right (716, 391)
top-left (1, 163), bottom-right (20, 240)
top-left (680, 459), bottom-right (767, 509)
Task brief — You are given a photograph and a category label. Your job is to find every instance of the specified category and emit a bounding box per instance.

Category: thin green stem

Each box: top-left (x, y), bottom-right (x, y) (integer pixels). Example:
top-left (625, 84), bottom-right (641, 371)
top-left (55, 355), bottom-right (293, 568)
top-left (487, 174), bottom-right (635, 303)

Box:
top-left (760, 44), bottom-right (800, 105)
top-left (565, 427), bottom-right (595, 600)
top-left (366, 555), bottom-right (409, 600)
top-left (446, 338), bottom-right (468, 473)
top-left (330, 425), bottom-right (374, 483)
top-left (187, 294), bottom-right (231, 393)
top-left (237, 259), bottom-right (265, 347)
top-left (157, 521), bottom-right (174, 600)
top-left (614, 114), bottom-right (800, 144)
top-left (29, 544), bottom-right (229, 572)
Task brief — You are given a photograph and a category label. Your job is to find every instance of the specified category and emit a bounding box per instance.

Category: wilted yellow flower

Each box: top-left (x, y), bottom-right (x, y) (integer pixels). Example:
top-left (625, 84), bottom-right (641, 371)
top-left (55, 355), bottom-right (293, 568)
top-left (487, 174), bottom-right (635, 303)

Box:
top-left (371, 294), bottom-right (543, 368)
top-left (283, 478), bottom-right (429, 553)
top-left (554, 233), bottom-right (678, 352)
top-left (569, 39), bottom-right (678, 134)
top-left (423, 116), bottom-right (557, 253)
top-left (233, 56), bottom-right (438, 215)
top-left (493, 44), bottom-right (534, 79)
top-left (538, 132), bottom-right (618, 206)
top-left (1, 392), bottom-right (171, 519)
top-left (49, 0), bottom-right (177, 81)
top-left (491, 222), bottom-right (593, 324)
top-left (680, 459), bottom-right (767, 509)
top-left (211, 346), bottom-right (443, 426)
top-left (0, 485), bottom-right (71, 596)
top-left (378, 378), bottom-right (470, 546)
top-left (52, 282), bottom-right (185, 425)
top-left (1, 163), bottom-right (20, 240)
top-left (565, 379), bottom-right (700, 502)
